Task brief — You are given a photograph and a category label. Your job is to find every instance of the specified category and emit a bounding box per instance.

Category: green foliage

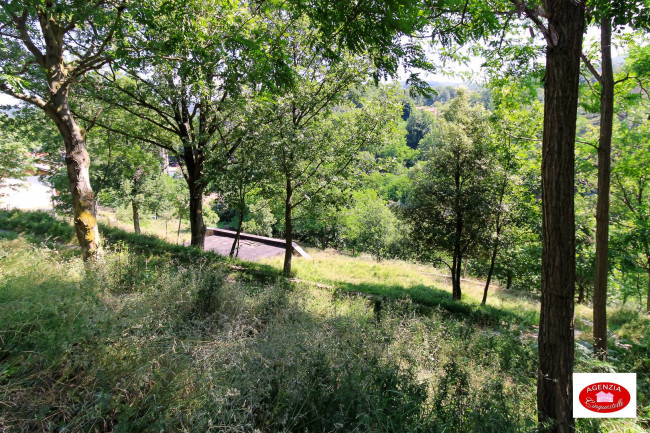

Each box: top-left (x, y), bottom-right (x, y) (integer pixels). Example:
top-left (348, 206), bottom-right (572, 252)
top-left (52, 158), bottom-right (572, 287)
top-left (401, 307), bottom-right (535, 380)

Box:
top-left (403, 89), bottom-right (499, 270)
top-left (0, 208), bottom-right (75, 242)
top-left (242, 198), bottom-right (276, 237)
top-left (405, 107), bottom-right (436, 150)
top-left (342, 189), bottom-right (399, 260)
top-left (0, 113), bottom-right (35, 190)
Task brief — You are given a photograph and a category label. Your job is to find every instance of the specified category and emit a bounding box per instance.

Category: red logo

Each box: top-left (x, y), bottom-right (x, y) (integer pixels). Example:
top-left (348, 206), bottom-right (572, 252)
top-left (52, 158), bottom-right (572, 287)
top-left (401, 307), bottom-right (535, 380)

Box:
top-left (578, 382), bottom-right (631, 413)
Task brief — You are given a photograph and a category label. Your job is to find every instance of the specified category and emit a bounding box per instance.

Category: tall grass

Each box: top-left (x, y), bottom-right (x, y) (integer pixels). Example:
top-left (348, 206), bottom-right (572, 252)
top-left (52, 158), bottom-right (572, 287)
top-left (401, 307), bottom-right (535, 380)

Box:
top-left (1, 210), bottom-right (648, 432)
top-left (0, 234), bottom-right (540, 432)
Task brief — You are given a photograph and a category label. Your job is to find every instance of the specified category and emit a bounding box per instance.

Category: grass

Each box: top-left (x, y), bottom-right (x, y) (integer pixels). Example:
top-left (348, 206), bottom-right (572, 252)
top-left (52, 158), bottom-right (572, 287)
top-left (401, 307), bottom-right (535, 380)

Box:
top-left (260, 249), bottom-right (541, 327)
top-left (97, 207), bottom-right (193, 245)
top-left (0, 233), bottom-right (540, 432)
top-left (1, 209), bottom-right (649, 432)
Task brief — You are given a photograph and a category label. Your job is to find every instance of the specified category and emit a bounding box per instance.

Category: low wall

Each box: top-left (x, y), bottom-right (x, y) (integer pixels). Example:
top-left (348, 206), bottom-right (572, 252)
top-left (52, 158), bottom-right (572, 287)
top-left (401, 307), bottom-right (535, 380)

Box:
top-left (205, 227), bottom-right (311, 259)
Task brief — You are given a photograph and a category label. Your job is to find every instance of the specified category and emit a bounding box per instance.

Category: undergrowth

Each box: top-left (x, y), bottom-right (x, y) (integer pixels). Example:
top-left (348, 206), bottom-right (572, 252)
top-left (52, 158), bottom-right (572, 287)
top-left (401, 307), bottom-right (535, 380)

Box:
top-left (1, 210), bottom-right (648, 432)
top-left (1, 233), bottom-right (539, 431)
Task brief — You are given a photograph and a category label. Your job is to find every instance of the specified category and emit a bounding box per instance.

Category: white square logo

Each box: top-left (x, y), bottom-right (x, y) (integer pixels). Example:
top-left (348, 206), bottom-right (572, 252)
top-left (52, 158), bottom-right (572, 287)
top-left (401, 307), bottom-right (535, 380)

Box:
top-left (574, 373), bottom-right (636, 418)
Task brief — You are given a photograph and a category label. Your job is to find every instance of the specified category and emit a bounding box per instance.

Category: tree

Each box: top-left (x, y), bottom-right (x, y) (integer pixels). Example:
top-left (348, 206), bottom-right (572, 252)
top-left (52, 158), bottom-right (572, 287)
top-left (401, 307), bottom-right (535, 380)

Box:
top-left (533, 2), bottom-right (585, 430)
top-left (403, 90), bottom-right (499, 301)
top-left (342, 189), bottom-right (398, 260)
top-left (0, 0), bottom-right (126, 259)
top-left (0, 109), bottom-right (36, 197)
top-left (81, 0), bottom-right (286, 249)
top-left (479, 77), bottom-right (544, 304)
top-left (405, 108), bottom-right (436, 149)
top-left (580, 0), bottom-right (650, 361)
top-left (268, 70), bottom-right (401, 275)
top-left (610, 95), bottom-right (650, 312)
top-left (209, 134), bottom-right (274, 258)
top-left (104, 145), bottom-right (163, 234)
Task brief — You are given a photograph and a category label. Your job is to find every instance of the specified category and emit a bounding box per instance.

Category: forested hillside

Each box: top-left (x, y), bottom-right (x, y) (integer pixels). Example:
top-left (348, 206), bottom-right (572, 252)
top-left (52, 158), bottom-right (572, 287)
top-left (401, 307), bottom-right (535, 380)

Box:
top-left (1, 0), bottom-right (649, 432)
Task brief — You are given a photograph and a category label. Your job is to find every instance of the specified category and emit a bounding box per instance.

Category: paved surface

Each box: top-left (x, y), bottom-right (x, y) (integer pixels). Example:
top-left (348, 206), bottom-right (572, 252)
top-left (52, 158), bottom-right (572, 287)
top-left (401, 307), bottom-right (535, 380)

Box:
top-left (0, 177), bottom-right (54, 210)
top-left (204, 234), bottom-right (286, 261)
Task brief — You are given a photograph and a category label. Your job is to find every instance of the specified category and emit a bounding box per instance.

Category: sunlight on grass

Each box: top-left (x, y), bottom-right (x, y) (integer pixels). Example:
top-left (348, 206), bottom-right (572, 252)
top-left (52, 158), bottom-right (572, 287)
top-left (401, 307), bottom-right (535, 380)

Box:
top-left (1, 220), bottom-right (648, 432)
top-left (97, 208), bottom-right (192, 245)
top-left (261, 248), bottom-right (540, 324)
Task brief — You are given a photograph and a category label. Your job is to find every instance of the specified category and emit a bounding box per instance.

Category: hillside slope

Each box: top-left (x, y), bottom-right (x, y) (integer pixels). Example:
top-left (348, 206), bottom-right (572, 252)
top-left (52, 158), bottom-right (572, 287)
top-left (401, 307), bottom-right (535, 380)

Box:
top-left (0, 210), bottom-right (647, 432)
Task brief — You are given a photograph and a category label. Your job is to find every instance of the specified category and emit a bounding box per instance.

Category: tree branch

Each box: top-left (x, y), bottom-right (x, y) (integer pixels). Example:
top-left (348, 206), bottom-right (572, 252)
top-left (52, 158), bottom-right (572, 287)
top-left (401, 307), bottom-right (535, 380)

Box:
top-left (581, 53), bottom-right (602, 83)
top-left (0, 82), bottom-right (47, 108)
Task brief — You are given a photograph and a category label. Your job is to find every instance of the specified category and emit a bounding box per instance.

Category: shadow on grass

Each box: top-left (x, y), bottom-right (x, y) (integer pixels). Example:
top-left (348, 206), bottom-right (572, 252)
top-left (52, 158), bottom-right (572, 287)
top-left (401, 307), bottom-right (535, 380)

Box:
top-left (0, 210), bottom-right (537, 326)
top-left (0, 209), bottom-right (282, 283)
top-left (333, 281), bottom-right (538, 327)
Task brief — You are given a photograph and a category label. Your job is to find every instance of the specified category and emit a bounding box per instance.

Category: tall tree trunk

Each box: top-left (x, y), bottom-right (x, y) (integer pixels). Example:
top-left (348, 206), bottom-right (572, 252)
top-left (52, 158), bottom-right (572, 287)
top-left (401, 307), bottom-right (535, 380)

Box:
top-left (188, 180), bottom-right (206, 250)
top-left (537, 1), bottom-right (584, 431)
top-left (283, 178), bottom-right (293, 276)
top-left (132, 200), bottom-right (141, 234)
top-left (229, 207), bottom-right (245, 259)
top-left (451, 245), bottom-right (462, 301)
top-left (593, 17), bottom-right (614, 361)
top-left (646, 255), bottom-right (650, 313)
top-left (646, 269), bottom-right (650, 313)
top-left (452, 166), bottom-right (463, 301)
top-left (482, 189), bottom-right (505, 306)
top-left (482, 239), bottom-right (499, 306)
top-left (577, 279), bottom-right (585, 304)
top-left (451, 254), bottom-right (459, 300)
top-left (46, 96), bottom-right (101, 261)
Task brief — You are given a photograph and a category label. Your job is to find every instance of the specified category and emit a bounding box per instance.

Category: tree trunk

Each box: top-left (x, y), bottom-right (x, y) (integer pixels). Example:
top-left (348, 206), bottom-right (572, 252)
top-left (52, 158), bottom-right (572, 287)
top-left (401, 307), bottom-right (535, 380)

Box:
top-left (482, 206), bottom-right (503, 306)
top-left (283, 178), bottom-right (293, 276)
top-left (506, 273), bottom-right (513, 291)
top-left (593, 16), bottom-right (614, 361)
top-left (482, 240), bottom-right (499, 306)
top-left (577, 279), bottom-right (585, 304)
top-left (451, 248), bottom-right (462, 301)
top-left (451, 253), bottom-right (463, 301)
top-left (452, 167), bottom-right (463, 301)
top-left (537, 1), bottom-right (584, 431)
top-left (646, 270), bottom-right (650, 313)
top-left (188, 180), bottom-right (206, 250)
top-left (46, 95), bottom-right (101, 261)
top-left (132, 200), bottom-right (141, 234)
top-left (646, 258), bottom-right (650, 313)
top-left (177, 216), bottom-right (182, 244)
top-left (451, 254), bottom-right (459, 300)
top-left (229, 207), bottom-right (245, 259)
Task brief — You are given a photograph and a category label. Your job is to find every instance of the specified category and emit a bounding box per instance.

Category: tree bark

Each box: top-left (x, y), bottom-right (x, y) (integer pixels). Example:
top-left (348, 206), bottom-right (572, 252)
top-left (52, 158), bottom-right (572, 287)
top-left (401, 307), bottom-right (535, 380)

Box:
top-left (506, 273), bottom-right (513, 291)
top-left (188, 180), bottom-right (206, 250)
top-left (283, 178), bottom-right (294, 276)
top-left (537, 1), bottom-right (584, 431)
top-left (452, 165), bottom-right (462, 301)
top-left (451, 248), bottom-right (462, 301)
top-left (593, 16), bottom-right (614, 361)
top-left (46, 95), bottom-right (101, 261)
top-left (646, 270), bottom-right (650, 313)
top-left (132, 200), bottom-right (141, 234)
top-left (577, 279), bottom-right (585, 304)
top-left (482, 186), bottom-right (505, 306)
top-left (229, 207), bottom-right (245, 259)
top-left (482, 240), bottom-right (499, 306)
top-left (646, 256), bottom-right (650, 313)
